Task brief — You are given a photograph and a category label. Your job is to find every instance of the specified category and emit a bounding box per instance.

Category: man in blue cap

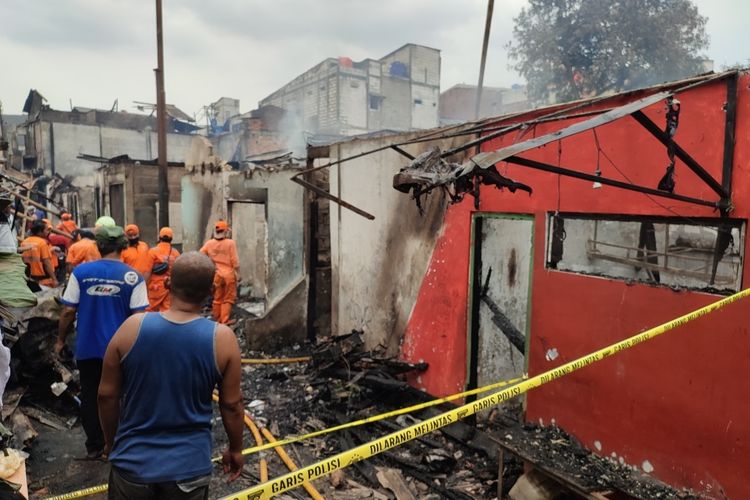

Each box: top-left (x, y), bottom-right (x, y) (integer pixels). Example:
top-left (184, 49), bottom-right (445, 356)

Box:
top-left (56, 225), bottom-right (148, 458)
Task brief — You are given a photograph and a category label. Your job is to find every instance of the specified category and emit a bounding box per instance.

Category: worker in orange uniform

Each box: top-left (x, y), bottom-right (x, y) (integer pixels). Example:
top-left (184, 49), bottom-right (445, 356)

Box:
top-left (41, 219), bottom-right (62, 280)
top-left (57, 212), bottom-right (78, 239)
top-left (146, 227), bottom-right (180, 312)
top-left (21, 221), bottom-right (58, 287)
top-left (121, 224), bottom-right (152, 278)
top-left (67, 230), bottom-right (101, 272)
top-left (200, 220), bottom-right (240, 324)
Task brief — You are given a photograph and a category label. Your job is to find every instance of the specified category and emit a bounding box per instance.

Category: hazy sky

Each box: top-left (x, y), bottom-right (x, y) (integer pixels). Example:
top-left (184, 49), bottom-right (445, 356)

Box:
top-left (1, 0), bottom-right (748, 120)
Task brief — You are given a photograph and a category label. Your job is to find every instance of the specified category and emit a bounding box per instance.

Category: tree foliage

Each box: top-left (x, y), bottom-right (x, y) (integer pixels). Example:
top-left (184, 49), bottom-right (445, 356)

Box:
top-left (508, 0), bottom-right (710, 104)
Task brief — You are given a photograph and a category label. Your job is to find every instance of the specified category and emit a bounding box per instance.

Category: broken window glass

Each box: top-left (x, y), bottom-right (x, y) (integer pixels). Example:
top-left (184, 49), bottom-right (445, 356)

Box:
top-left (545, 213), bottom-right (745, 293)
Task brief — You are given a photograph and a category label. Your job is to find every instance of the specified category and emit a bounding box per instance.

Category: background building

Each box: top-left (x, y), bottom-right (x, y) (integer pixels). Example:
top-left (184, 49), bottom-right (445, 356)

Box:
top-left (14, 90), bottom-right (198, 225)
top-left (439, 83), bottom-right (531, 124)
top-left (259, 43), bottom-right (441, 139)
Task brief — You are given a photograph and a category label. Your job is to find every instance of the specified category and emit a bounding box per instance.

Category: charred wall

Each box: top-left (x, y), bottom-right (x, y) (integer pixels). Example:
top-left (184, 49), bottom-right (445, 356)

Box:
top-left (329, 130), bottom-right (471, 355)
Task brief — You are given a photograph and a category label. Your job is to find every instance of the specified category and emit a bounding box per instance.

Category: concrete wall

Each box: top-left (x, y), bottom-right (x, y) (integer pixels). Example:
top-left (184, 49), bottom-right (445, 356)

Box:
top-left (339, 74), bottom-right (368, 132)
top-left (380, 77), bottom-right (412, 131)
top-left (31, 121), bottom-right (194, 225)
top-left (181, 167), bottom-right (305, 308)
top-left (48, 122), bottom-right (192, 180)
top-left (99, 163), bottom-right (184, 245)
top-left (411, 84), bottom-right (440, 130)
top-left (328, 130), bottom-right (470, 354)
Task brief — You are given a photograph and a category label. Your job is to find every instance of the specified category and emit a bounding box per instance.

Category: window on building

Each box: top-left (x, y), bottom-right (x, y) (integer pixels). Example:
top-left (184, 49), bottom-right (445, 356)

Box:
top-left (546, 213), bottom-right (745, 292)
top-left (369, 94), bottom-right (382, 110)
top-left (413, 98), bottom-right (423, 105)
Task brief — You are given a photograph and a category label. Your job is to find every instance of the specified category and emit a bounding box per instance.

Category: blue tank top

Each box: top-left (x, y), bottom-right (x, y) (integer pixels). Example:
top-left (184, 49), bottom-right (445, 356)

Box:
top-left (109, 313), bottom-right (222, 483)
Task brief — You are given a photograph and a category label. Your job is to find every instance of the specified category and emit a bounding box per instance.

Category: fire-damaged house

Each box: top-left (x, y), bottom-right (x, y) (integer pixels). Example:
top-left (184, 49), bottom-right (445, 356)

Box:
top-left (306, 69), bottom-right (750, 497)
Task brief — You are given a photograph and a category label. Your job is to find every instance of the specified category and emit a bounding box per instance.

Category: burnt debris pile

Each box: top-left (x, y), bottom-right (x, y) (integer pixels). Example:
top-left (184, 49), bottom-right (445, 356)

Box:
top-left (2, 289), bottom-right (79, 454)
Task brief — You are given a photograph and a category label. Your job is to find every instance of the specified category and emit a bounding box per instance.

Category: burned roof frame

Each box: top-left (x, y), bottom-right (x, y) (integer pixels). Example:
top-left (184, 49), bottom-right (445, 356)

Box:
top-left (292, 70), bottom-right (742, 220)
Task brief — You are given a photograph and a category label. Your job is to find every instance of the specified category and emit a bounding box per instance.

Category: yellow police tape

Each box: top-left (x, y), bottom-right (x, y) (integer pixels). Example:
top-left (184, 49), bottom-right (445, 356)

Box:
top-left (44, 374), bottom-right (525, 499)
top-left (44, 484), bottom-right (108, 500)
top-left (47, 287), bottom-right (749, 500)
top-left (221, 288), bottom-right (750, 499)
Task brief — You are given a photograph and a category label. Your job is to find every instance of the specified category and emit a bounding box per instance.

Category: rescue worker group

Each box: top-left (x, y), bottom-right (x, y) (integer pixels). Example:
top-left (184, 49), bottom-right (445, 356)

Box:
top-left (1, 191), bottom-right (248, 499)
top-left (20, 215), bottom-right (239, 319)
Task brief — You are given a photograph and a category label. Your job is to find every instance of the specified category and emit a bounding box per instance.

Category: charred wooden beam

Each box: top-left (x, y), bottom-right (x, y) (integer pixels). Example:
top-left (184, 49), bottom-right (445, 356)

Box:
top-left (291, 176), bottom-right (375, 220)
top-left (631, 110), bottom-right (728, 200)
top-left (505, 155), bottom-right (722, 209)
top-left (721, 73), bottom-right (739, 199)
top-left (480, 295), bottom-right (525, 354)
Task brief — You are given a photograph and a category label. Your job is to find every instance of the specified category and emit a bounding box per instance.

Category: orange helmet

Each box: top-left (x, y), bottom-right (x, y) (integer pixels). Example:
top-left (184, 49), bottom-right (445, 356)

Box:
top-left (124, 224), bottom-right (140, 238)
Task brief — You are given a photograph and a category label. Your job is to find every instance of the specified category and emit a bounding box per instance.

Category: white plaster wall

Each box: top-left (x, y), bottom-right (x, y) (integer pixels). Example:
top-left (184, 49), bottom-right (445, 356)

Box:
top-left (50, 123), bottom-right (102, 178)
top-left (228, 172), bottom-right (305, 306)
top-left (411, 85), bottom-right (440, 129)
top-left (99, 127), bottom-right (152, 160)
top-left (329, 131), bottom-right (467, 351)
top-left (182, 169), bottom-right (305, 308)
top-left (410, 45), bottom-right (440, 86)
top-left (52, 123), bottom-right (196, 182)
top-left (339, 75), bottom-right (367, 129)
top-left (380, 77), bottom-right (412, 131)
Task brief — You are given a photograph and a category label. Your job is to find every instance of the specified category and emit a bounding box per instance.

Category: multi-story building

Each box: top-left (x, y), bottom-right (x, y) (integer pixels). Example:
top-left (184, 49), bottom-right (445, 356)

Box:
top-left (439, 83), bottom-right (531, 124)
top-left (259, 43), bottom-right (440, 137)
top-left (14, 90), bottom-right (197, 225)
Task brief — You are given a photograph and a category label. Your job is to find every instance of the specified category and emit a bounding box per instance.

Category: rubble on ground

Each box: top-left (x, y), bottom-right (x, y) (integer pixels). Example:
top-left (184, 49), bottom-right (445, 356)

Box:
top-left (8, 304), bottom-right (696, 498)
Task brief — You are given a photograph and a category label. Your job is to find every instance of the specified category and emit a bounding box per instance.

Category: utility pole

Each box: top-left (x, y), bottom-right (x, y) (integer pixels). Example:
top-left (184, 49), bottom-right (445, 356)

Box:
top-left (474, 0), bottom-right (495, 121)
top-left (155, 0), bottom-right (169, 227)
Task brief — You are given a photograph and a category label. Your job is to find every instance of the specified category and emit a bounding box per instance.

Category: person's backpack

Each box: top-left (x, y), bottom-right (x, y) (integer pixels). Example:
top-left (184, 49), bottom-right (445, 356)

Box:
top-left (151, 245), bottom-right (172, 275)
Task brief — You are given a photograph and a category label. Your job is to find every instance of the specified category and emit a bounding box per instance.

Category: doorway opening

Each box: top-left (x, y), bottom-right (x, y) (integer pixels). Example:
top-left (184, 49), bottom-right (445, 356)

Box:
top-left (229, 200), bottom-right (269, 316)
top-left (467, 214), bottom-right (534, 421)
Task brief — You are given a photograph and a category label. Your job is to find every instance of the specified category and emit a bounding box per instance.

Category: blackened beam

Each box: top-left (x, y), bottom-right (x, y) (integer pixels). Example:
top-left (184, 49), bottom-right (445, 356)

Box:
top-left (480, 295), bottom-right (525, 354)
top-left (504, 155), bottom-right (722, 210)
top-left (721, 74), bottom-right (739, 198)
top-left (630, 110), bottom-right (728, 200)
top-left (390, 145), bottom-right (415, 160)
top-left (445, 74), bottom-right (737, 161)
top-left (290, 176), bottom-right (375, 220)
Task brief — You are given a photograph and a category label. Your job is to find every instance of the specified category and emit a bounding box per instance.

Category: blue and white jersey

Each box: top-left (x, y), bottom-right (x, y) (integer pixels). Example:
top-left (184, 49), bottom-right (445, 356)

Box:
top-left (61, 259), bottom-right (148, 360)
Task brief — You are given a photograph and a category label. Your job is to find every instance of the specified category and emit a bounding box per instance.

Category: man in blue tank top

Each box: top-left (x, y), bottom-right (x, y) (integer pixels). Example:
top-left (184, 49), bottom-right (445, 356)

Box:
top-left (98, 252), bottom-right (245, 499)
top-left (56, 225), bottom-right (148, 459)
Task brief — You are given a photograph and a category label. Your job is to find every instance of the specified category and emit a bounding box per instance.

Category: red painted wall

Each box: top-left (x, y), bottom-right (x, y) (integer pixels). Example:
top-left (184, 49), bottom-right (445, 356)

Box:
top-left (401, 74), bottom-right (750, 497)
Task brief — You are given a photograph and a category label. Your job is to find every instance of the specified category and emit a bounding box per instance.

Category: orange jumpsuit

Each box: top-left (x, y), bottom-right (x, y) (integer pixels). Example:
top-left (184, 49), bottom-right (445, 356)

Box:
top-left (20, 235), bottom-right (56, 286)
top-left (67, 238), bottom-right (101, 269)
top-left (56, 220), bottom-right (78, 239)
top-left (146, 242), bottom-right (180, 312)
top-left (120, 241), bottom-right (152, 276)
top-left (200, 238), bottom-right (239, 324)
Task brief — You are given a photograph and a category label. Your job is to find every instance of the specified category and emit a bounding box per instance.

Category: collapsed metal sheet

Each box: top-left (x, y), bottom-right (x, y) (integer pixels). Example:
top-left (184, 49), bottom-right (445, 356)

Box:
top-left (465, 91), bottom-right (671, 173)
top-left (393, 147), bottom-right (532, 212)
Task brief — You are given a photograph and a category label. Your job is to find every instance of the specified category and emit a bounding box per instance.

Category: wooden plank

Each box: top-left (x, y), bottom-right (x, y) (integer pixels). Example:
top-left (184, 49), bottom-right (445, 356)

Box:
top-left (376, 467), bottom-right (416, 500)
